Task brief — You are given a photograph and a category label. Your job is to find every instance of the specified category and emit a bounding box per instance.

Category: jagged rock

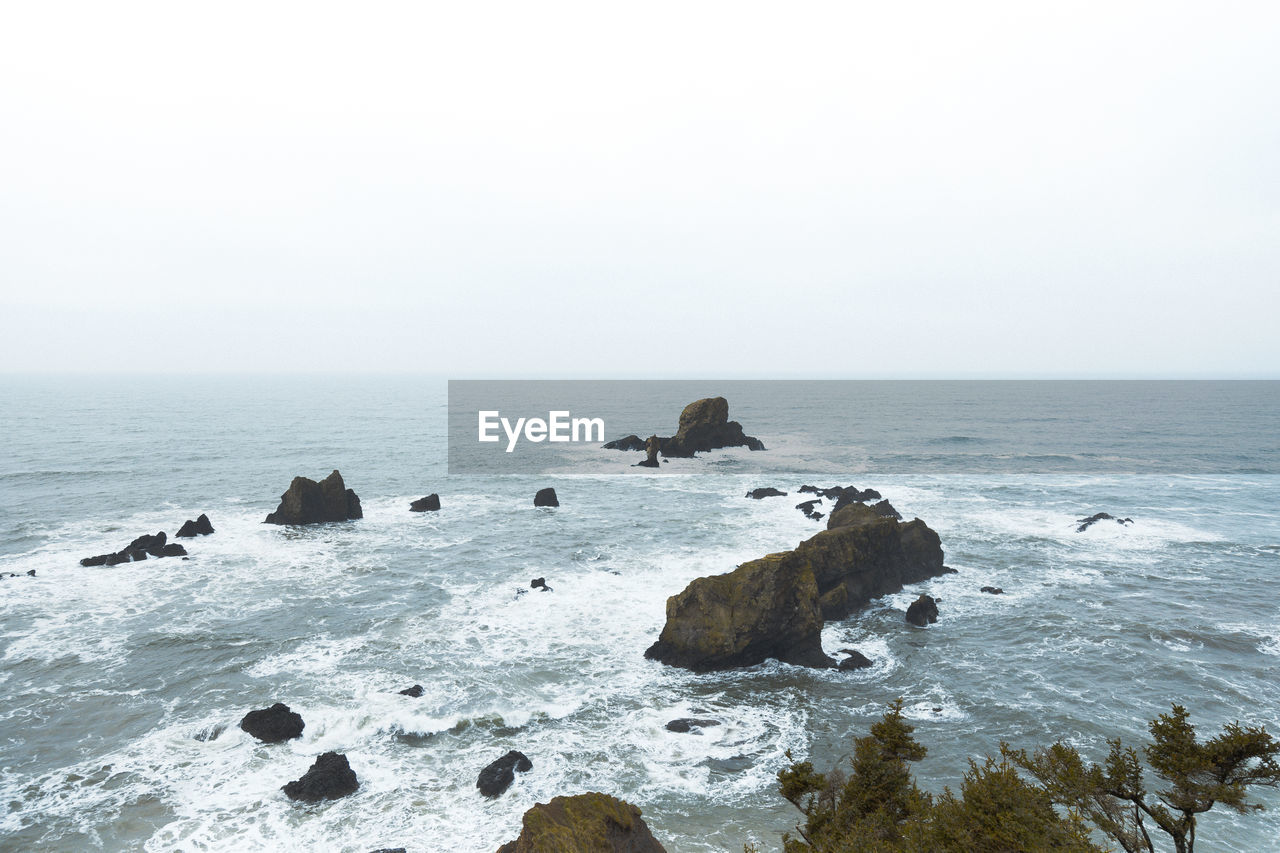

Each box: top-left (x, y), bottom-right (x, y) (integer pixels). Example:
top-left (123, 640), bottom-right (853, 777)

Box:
top-left (534, 488), bottom-right (559, 507)
top-left (746, 487), bottom-right (787, 499)
top-left (175, 513), bottom-right (215, 537)
top-left (796, 499), bottom-right (824, 520)
top-left (838, 649), bottom-right (874, 670)
top-left (906, 594), bottom-right (939, 627)
top-left (665, 718), bottom-right (721, 733)
top-left (603, 434), bottom-right (647, 451)
top-left (239, 702), bottom-right (305, 742)
top-left (645, 502), bottom-right (948, 671)
top-left (1076, 512), bottom-right (1133, 532)
top-left (831, 487), bottom-right (882, 513)
top-left (531, 577), bottom-right (551, 591)
top-left (264, 470), bottom-right (362, 525)
top-left (282, 752), bottom-right (359, 802)
top-left (80, 531), bottom-right (186, 566)
top-left (871, 499), bottom-right (902, 520)
top-left (398, 685), bottom-right (424, 697)
top-left (410, 494), bottom-right (441, 512)
top-left (497, 792), bottom-right (667, 853)
top-left (980, 586), bottom-right (1004, 595)
top-left (477, 750), bottom-right (532, 798)
top-left (635, 435), bottom-right (661, 468)
top-left (659, 397), bottom-right (764, 457)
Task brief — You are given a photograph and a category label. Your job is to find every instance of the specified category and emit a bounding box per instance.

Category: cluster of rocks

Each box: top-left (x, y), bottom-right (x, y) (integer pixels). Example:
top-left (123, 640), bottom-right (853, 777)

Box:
top-left (80, 530), bottom-right (189, 566)
top-left (604, 397), bottom-right (765, 462)
top-left (645, 501), bottom-right (953, 671)
top-left (236, 702), bottom-right (357, 803)
top-left (1076, 512), bottom-right (1134, 532)
top-left (175, 513), bottom-right (215, 538)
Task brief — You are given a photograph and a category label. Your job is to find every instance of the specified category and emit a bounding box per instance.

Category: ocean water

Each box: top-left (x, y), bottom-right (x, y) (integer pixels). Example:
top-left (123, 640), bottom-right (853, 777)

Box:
top-left (2, 377), bottom-right (1278, 852)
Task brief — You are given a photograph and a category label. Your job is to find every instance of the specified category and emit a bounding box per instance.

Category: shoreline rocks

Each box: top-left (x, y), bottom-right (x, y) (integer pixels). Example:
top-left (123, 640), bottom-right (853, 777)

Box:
top-left (264, 470), bottom-right (362, 525)
top-left (497, 792), bottom-right (667, 853)
top-left (477, 750), bottom-right (532, 798)
top-left (175, 513), bottom-right (214, 538)
top-left (282, 752), bottom-right (359, 802)
top-left (80, 531), bottom-right (187, 566)
top-left (240, 703), bottom-right (305, 743)
top-left (645, 502), bottom-right (951, 671)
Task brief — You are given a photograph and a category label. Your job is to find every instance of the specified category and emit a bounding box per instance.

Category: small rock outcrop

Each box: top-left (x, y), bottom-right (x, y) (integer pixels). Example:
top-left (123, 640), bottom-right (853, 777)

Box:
top-left (645, 502), bottom-right (949, 671)
top-left (660, 397), bottom-right (764, 457)
top-left (1076, 512), bottom-right (1133, 532)
top-left (980, 586), bottom-right (1004, 595)
top-left (477, 750), bottom-right (533, 798)
top-left (531, 577), bottom-right (551, 592)
top-left (282, 752), bottom-right (359, 802)
top-left (746, 487), bottom-right (787, 499)
top-left (175, 513), bottom-right (215, 537)
top-left (410, 494), bottom-right (441, 512)
top-left (838, 649), bottom-right (874, 670)
top-left (534, 488), bottom-right (559, 508)
top-left (398, 685), bottom-right (425, 698)
top-left (603, 434), bottom-right (647, 451)
top-left (905, 594), bottom-right (939, 627)
top-left (796, 499), bottom-right (824, 520)
top-left (264, 470), bottom-right (362, 525)
top-left (871, 499), bottom-right (902, 520)
top-left (665, 718), bottom-right (720, 733)
top-left (497, 792), bottom-right (668, 853)
top-left (80, 531), bottom-right (187, 566)
top-left (239, 702), bottom-right (305, 743)
top-left (635, 435), bottom-right (661, 468)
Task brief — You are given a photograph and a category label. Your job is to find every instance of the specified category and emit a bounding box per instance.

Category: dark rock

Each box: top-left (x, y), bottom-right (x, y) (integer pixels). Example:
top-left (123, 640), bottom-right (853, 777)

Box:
top-left (531, 577), bottom-right (551, 591)
top-left (159, 543), bottom-right (188, 557)
top-left (831, 487), bottom-right (882, 513)
top-left (795, 499), bottom-right (824, 520)
top-left (645, 502), bottom-right (947, 671)
top-left (703, 754), bottom-right (754, 773)
top-left (1076, 512), bottom-right (1134, 532)
top-left (239, 702), bottom-right (305, 743)
top-left (534, 488), bottom-right (559, 508)
top-left (282, 751), bottom-right (359, 802)
top-left (27, 569), bottom-right (36, 577)
top-left (603, 434), bottom-right (646, 451)
top-left (368, 849), bottom-right (407, 853)
top-left (496, 792), bottom-right (667, 853)
top-left (871, 499), bottom-right (902, 520)
top-left (658, 397), bottom-right (764, 457)
top-left (175, 513), bottom-right (215, 537)
top-left (905, 594), bottom-right (939, 627)
top-left (635, 435), bottom-right (661, 468)
top-left (398, 685), bottom-right (425, 698)
top-left (980, 586), bottom-right (1004, 595)
top-left (838, 649), bottom-right (874, 670)
top-left (477, 749), bottom-right (533, 798)
top-left (80, 530), bottom-right (186, 566)
top-left (264, 470), bottom-right (362, 525)
top-left (665, 718), bottom-right (721, 733)
top-left (410, 494), bottom-right (441, 512)
top-left (746, 487), bottom-right (787, 499)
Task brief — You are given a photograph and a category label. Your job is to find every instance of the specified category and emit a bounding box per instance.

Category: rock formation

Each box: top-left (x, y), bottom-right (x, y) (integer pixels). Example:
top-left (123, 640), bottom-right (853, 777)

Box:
top-left (746, 487), bottom-right (787, 499)
top-left (264, 470), bottom-right (362, 525)
top-left (645, 502), bottom-right (949, 671)
top-left (602, 397), bottom-right (764, 458)
top-left (175, 513), bottom-right (214, 537)
top-left (80, 531), bottom-right (187, 566)
top-left (980, 586), bottom-right (1004, 595)
top-left (603, 434), bottom-right (647, 451)
top-left (398, 685), bottom-right (425, 697)
top-left (838, 649), bottom-right (874, 670)
top-left (1076, 512), bottom-right (1133, 532)
top-left (410, 494), bottom-right (441, 512)
top-left (497, 792), bottom-right (667, 853)
top-left (635, 435), bottom-right (661, 468)
top-left (906, 594), bottom-right (939, 627)
top-left (796, 499), bottom-right (824, 520)
top-left (282, 752), bottom-right (359, 802)
top-left (534, 488), bottom-right (559, 508)
top-left (477, 750), bottom-right (533, 798)
top-left (240, 702), bottom-right (305, 742)
top-left (665, 718), bottom-right (720, 733)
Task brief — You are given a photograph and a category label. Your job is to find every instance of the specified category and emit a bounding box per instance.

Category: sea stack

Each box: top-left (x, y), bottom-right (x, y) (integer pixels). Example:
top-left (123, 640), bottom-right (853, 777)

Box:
top-left (534, 488), bottom-right (559, 507)
top-left (264, 470), bottom-right (362, 525)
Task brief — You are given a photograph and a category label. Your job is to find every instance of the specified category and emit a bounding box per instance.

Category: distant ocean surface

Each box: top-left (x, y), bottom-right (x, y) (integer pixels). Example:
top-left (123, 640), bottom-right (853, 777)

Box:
top-left (2, 377), bottom-right (1278, 852)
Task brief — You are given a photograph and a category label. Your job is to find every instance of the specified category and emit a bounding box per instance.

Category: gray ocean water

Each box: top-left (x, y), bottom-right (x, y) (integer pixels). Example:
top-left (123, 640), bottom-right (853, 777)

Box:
top-left (2, 377), bottom-right (1278, 852)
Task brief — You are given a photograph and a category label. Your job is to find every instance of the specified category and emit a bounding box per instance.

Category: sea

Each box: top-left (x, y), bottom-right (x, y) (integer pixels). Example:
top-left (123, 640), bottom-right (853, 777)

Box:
top-left (1, 377), bottom-right (1278, 852)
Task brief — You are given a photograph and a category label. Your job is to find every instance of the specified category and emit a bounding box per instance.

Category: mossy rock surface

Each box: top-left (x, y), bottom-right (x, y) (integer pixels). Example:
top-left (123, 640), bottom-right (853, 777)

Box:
top-left (497, 792), bottom-right (666, 853)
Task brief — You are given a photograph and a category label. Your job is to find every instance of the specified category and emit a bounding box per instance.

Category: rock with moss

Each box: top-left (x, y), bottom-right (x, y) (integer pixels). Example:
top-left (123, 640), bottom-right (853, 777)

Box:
top-left (659, 397), bottom-right (764, 457)
top-left (645, 503), bottom-right (949, 671)
top-left (264, 470), bottom-right (362, 525)
top-left (496, 792), bottom-right (667, 853)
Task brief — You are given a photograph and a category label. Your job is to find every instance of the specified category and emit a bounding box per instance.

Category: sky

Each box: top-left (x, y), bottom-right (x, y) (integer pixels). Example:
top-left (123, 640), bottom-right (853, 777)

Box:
top-left (1, 1), bottom-right (1277, 376)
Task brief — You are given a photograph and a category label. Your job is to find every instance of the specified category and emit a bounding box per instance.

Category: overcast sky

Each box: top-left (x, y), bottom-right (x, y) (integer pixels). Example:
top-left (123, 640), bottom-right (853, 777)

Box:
top-left (1, 1), bottom-right (1277, 376)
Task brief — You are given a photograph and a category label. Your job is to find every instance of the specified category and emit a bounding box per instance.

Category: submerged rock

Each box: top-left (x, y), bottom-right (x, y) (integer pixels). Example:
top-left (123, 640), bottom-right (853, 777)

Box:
top-left (175, 513), bottom-right (215, 537)
top-left (282, 751), bottom-right (359, 802)
top-left (665, 718), bottom-right (721, 733)
top-left (264, 470), bottom-right (362, 525)
top-left (497, 792), bottom-right (667, 853)
top-left (838, 649), bottom-right (874, 670)
top-left (980, 586), bottom-right (1004, 595)
top-left (240, 702), bottom-right (305, 743)
top-left (477, 750), bottom-right (533, 798)
top-left (645, 502), bottom-right (949, 671)
top-left (746, 487), bottom-right (787, 499)
top-left (398, 684), bottom-right (425, 698)
top-left (906, 594), bottom-right (939, 627)
top-left (1076, 512), bottom-right (1133, 532)
top-left (534, 488), bottom-right (559, 508)
top-left (410, 494), bottom-right (441, 512)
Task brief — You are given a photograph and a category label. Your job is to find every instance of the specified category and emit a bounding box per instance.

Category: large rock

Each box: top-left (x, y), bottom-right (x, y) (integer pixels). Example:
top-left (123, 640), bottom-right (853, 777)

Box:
top-left (410, 494), bottom-right (441, 512)
top-left (240, 702), bottom-right (305, 742)
top-left (264, 470), bottom-right (362, 525)
top-left (645, 502), bottom-right (949, 671)
top-left (281, 752), bottom-right (359, 802)
top-left (659, 397), bottom-right (764, 457)
top-left (497, 792), bottom-right (667, 853)
top-left (477, 750), bottom-right (533, 798)
top-left (534, 488), bottom-right (559, 508)
top-left (905, 594), bottom-right (939, 627)
top-left (175, 513), bottom-right (215, 537)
